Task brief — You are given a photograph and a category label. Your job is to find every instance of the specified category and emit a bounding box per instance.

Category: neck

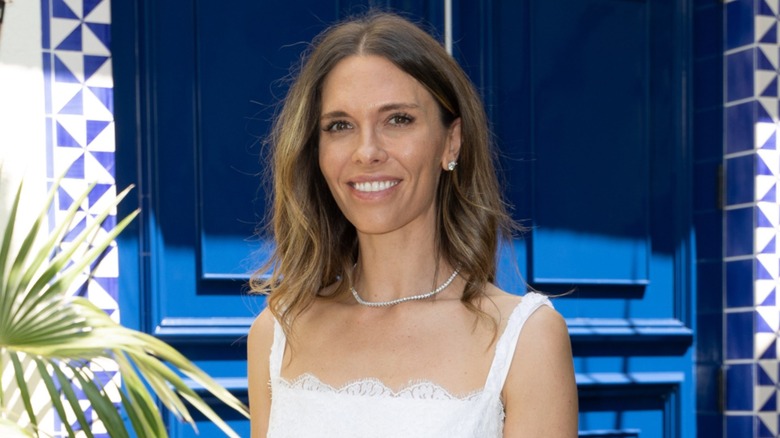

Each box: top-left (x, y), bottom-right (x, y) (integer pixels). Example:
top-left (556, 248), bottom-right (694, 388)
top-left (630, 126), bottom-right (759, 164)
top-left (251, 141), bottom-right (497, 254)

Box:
top-left (352, 231), bottom-right (456, 303)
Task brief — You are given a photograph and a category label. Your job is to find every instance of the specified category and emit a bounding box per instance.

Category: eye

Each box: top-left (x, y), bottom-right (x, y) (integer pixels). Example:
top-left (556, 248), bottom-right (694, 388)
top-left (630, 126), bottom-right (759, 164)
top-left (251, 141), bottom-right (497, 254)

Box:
top-left (388, 113), bottom-right (414, 126)
top-left (322, 120), bottom-right (352, 132)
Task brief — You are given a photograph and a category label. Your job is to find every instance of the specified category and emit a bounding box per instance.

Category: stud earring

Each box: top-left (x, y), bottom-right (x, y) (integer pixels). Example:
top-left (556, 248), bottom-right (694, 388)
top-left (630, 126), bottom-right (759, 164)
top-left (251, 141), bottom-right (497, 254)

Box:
top-left (447, 161), bottom-right (458, 171)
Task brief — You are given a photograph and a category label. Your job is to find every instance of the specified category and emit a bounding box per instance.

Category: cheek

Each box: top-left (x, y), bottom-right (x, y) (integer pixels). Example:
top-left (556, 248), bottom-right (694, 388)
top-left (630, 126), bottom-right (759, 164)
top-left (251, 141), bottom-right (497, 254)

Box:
top-left (318, 145), bottom-right (342, 189)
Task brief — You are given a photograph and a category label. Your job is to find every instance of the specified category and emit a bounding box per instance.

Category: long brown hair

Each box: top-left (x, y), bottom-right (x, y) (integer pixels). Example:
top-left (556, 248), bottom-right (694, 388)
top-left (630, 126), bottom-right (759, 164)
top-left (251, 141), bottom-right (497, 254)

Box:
top-left (251, 11), bottom-right (516, 336)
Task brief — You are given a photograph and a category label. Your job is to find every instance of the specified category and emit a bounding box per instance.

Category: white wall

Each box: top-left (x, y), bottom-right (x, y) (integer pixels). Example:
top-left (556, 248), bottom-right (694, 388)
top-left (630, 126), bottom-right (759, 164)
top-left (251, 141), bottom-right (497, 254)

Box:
top-left (0, 0), bottom-right (48, 236)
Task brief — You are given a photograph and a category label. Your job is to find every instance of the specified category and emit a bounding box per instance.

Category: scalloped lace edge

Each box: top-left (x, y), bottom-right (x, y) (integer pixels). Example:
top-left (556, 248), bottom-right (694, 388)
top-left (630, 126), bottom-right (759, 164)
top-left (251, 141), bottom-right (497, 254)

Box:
top-left (276, 373), bottom-right (487, 401)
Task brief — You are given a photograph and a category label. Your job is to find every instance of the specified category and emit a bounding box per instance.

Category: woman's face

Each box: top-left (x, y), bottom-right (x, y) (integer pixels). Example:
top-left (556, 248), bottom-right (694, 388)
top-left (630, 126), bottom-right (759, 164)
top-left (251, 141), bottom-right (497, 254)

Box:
top-left (318, 55), bottom-right (461, 237)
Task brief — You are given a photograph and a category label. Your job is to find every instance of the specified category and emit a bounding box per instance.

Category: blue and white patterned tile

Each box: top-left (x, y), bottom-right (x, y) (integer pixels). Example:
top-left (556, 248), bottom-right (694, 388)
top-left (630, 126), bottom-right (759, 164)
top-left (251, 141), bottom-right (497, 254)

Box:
top-left (756, 175), bottom-right (776, 202)
top-left (757, 71), bottom-right (778, 98)
top-left (756, 386), bottom-right (777, 412)
top-left (758, 360), bottom-right (777, 385)
top-left (757, 306), bottom-right (779, 333)
top-left (756, 332), bottom-right (777, 358)
top-left (758, 149), bottom-right (779, 176)
top-left (757, 16), bottom-right (778, 44)
top-left (754, 278), bottom-right (775, 307)
top-left (756, 228), bottom-right (776, 255)
top-left (757, 412), bottom-right (776, 437)
top-left (757, 122), bottom-right (777, 150)
top-left (758, 97), bottom-right (778, 122)
top-left (41, 0), bottom-right (118, 434)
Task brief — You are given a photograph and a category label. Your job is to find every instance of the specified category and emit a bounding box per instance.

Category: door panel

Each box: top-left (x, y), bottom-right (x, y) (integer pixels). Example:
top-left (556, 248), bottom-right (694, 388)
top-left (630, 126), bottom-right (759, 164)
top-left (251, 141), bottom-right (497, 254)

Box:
top-left (454, 0), bottom-right (693, 436)
top-left (531, 0), bottom-right (651, 286)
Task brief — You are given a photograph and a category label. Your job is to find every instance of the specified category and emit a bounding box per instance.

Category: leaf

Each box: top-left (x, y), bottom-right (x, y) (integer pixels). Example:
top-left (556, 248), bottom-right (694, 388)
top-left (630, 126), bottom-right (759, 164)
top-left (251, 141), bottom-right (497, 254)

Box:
top-left (51, 364), bottom-right (96, 438)
top-left (0, 182), bottom-right (24, 333)
top-left (68, 364), bottom-right (129, 438)
top-left (114, 352), bottom-right (167, 438)
top-left (0, 170), bottom-right (249, 438)
top-left (33, 358), bottom-right (77, 438)
top-left (9, 352), bottom-right (38, 432)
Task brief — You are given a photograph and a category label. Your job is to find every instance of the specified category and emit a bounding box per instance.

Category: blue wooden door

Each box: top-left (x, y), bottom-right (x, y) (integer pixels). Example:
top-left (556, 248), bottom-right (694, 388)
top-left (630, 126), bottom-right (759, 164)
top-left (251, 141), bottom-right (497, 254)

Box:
top-left (452, 1), bottom-right (694, 436)
top-left (113, 0), bottom-right (695, 436)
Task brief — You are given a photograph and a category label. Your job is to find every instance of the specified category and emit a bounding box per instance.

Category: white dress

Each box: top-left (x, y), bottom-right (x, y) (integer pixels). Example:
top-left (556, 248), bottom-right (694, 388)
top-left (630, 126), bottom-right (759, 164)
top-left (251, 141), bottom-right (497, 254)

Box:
top-left (266, 292), bottom-right (552, 437)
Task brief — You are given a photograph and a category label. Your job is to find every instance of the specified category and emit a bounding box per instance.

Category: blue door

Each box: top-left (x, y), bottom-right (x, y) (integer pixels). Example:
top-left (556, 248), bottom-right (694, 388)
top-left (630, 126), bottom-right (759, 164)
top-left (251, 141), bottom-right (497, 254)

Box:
top-left (454, 1), bottom-right (694, 435)
top-left (113, 0), bottom-right (694, 436)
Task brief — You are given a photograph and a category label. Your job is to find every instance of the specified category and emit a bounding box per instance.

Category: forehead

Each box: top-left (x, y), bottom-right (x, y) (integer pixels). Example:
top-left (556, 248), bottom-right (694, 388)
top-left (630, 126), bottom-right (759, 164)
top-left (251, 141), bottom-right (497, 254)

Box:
top-left (320, 55), bottom-right (436, 111)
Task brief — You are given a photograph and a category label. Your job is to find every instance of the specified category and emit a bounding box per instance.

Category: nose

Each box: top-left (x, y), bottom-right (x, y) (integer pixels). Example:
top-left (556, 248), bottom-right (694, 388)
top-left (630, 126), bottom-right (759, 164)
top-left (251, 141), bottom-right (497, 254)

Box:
top-left (352, 127), bottom-right (387, 165)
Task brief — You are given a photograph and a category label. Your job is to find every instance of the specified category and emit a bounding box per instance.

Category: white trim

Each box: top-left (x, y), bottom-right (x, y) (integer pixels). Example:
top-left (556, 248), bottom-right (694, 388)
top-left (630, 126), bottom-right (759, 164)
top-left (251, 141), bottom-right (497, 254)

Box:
top-left (444, 0), bottom-right (452, 55)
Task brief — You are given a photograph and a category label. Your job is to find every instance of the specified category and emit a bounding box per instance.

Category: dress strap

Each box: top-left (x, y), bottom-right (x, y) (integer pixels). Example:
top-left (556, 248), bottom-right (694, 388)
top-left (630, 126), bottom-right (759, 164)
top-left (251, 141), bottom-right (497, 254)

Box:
top-left (269, 319), bottom-right (286, 379)
top-left (483, 292), bottom-right (553, 394)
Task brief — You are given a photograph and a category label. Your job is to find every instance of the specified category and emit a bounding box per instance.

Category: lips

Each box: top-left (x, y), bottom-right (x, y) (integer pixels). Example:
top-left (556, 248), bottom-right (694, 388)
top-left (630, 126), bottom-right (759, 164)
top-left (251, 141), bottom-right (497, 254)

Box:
top-left (351, 180), bottom-right (399, 192)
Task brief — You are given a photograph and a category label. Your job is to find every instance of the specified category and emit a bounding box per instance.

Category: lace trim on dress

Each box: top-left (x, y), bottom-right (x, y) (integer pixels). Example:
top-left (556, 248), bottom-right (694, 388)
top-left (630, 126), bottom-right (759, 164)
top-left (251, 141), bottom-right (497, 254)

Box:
top-left (277, 372), bottom-right (486, 401)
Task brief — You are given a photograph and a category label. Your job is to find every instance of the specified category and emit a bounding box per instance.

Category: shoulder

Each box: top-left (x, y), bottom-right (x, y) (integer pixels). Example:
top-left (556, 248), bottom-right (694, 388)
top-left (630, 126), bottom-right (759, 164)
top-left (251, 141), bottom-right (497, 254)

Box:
top-left (247, 307), bottom-right (276, 437)
top-left (501, 292), bottom-right (578, 436)
top-left (247, 308), bottom-right (275, 366)
top-left (248, 307), bottom-right (276, 348)
top-left (479, 284), bottom-right (553, 324)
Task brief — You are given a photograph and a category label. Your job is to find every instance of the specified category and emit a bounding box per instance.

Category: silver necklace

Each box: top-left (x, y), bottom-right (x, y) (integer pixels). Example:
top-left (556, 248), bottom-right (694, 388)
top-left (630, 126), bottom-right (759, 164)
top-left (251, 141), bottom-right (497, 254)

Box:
top-left (351, 269), bottom-right (459, 307)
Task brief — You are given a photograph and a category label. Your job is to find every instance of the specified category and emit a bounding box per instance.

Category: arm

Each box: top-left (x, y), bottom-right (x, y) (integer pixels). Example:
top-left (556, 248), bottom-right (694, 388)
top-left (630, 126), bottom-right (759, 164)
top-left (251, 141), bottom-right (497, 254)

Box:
top-left (503, 306), bottom-right (578, 437)
top-left (247, 308), bottom-right (275, 438)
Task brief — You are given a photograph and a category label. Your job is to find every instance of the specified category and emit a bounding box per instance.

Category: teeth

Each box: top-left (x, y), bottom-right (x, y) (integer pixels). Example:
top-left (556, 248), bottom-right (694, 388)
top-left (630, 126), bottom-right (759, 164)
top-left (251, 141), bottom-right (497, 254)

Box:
top-left (353, 181), bottom-right (398, 192)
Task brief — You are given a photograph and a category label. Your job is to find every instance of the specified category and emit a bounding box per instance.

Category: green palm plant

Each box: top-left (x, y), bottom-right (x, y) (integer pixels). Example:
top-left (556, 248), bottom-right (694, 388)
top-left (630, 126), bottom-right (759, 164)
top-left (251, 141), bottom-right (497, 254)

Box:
top-left (0, 173), bottom-right (250, 437)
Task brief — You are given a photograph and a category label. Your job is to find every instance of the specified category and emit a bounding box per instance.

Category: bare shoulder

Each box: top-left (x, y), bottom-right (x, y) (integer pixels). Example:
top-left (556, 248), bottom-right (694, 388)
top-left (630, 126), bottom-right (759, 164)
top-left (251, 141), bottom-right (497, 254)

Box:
top-left (247, 307), bottom-right (275, 438)
top-left (500, 289), bottom-right (579, 437)
top-left (247, 306), bottom-right (275, 378)
top-left (479, 284), bottom-right (555, 322)
top-left (478, 283), bottom-right (521, 320)
top-left (248, 306), bottom-right (275, 348)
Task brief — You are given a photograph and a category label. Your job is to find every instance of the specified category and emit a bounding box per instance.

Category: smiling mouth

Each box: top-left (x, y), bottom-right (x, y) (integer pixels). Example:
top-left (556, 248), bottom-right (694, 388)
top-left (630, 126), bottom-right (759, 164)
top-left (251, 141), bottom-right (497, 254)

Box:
top-left (351, 181), bottom-right (399, 192)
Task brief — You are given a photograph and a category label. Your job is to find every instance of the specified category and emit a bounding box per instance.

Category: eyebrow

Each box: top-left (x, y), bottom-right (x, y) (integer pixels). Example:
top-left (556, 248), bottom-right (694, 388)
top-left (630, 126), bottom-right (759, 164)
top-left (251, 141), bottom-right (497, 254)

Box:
top-left (320, 103), bottom-right (420, 120)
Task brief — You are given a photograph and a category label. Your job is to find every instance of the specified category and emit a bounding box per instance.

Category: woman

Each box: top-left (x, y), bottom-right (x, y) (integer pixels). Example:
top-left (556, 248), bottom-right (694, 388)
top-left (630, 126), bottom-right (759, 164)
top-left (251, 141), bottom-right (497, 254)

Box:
top-left (247, 12), bottom-right (578, 437)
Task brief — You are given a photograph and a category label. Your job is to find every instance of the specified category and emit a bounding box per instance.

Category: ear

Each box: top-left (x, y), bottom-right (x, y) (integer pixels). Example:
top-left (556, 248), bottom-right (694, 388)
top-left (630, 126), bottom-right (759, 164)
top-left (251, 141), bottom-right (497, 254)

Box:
top-left (441, 118), bottom-right (462, 170)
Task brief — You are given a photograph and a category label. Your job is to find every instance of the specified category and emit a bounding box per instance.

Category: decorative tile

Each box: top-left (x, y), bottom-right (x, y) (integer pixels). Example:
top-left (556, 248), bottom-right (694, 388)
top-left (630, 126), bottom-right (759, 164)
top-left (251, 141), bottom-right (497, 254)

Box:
top-left (757, 46), bottom-right (777, 72)
top-left (756, 386), bottom-right (776, 411)
top-left (755, 332), bottom-right (776, 358)
top-left (727, 48), bottom-right (754, 101)
top-left (727, 363), bottom-right (754, 410)
top-left (756, 175), bottom-right (775, 201)
top-left (757, 412), bottom-right (775, 437)
top-left (757, 360), bottom-right (776, 385)
top-left (756, 121), bottom-right (776, 150)
top-left (757, 149), bottom-right (779, 176)
top-left (727, 311), bottom-right (755, 359)
top-left (726, 0), bottom-right (755, 50)
top-left (755, 226), bottom-right (775, 253)
top-left (726, 102), bottom-right (754, 153)
top-left (727, 259), bottom-right (753, 308)
top-left (726, 154), bottom-right (755, 205)
top-left (755, 279), bottom-right (775, 306)
top-left (41, 0), bottom-right (118, 435)
top-left (720, 4), bottom-right (780, 435)
top-left (758, 0), bottom-right (777, 16)
top-left (726, 207), bottom-right (753, 257)
top-left (757, 97), bottom-right (777, 122)
top-left (757, 19), bottom-right (777, 44)
top-left (756, 307), bottom-right (778, 332)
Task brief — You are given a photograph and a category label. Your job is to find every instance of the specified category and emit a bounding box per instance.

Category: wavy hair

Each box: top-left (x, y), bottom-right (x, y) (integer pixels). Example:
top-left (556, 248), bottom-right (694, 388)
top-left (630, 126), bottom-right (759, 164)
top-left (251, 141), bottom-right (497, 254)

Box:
top-left (251, 11), bottom-right (516, 337)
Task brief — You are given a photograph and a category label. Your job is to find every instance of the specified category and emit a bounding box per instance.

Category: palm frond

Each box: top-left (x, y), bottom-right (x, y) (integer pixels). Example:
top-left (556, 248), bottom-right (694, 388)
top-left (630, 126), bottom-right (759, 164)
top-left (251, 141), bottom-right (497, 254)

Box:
top-left (0, 174), bottom-right (250, 437)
